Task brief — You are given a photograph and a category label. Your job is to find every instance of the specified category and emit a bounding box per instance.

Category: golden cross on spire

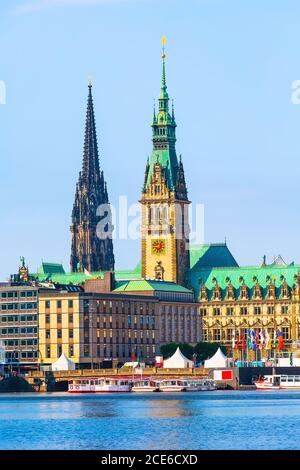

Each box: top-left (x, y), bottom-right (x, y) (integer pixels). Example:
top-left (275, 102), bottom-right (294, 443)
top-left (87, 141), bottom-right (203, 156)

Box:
top-left (161, 36), bottom-right (166, 59)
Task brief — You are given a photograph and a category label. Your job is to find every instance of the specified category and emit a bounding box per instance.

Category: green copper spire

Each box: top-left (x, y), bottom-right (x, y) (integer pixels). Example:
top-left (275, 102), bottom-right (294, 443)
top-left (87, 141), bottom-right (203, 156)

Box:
top-left (159, 44), bottom-right (169, 106)
top-left (143, 38), bottom-right (179, 192)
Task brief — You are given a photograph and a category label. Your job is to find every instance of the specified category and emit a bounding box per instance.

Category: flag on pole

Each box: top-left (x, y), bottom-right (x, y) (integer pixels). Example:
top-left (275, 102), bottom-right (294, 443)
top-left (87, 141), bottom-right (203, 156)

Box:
top-left (131, 352), bottom-right (136, 362)
top-left (278, 331), bottom-right (284, 351)
top-left (259, 330), bottom-right (265, 350)
top-left (232, 330), bottom-right (236, 350)
top-left (235, 331), bottom-right (240, 350)
top-left (265, 330), bottom-right (271, 350)
top-left (251, 331), bottom-right (257, 351)
top-left (242, 331), bottom-right (246, 351)
top-left (246, 329), bottom-right (252, 350)
top-left (255, 331), bottom-right (259, 350)
top-left (290, 352), bottom-right (293, 366)
top-left (272, 330), bottom-right (277, 348)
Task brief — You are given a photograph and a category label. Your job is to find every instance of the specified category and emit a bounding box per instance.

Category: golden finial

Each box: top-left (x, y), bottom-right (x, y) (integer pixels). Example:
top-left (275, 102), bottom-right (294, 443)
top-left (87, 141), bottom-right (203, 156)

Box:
top-left (161, 36), bottom-right (166, 59)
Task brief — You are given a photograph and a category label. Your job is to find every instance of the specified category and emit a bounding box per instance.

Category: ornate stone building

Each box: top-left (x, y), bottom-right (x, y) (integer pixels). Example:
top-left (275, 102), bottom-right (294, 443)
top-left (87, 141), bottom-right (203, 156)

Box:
top-left (191, 256), bottom-right (300, 354)
top-left (70, 83), bottom-right (115, 273)
top-left (140, 42), bottom-right (190, 286)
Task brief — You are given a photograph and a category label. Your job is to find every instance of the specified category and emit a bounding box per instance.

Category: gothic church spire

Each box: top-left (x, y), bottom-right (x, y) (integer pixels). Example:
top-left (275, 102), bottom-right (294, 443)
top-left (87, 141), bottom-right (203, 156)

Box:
top-left (70, 83), bottom-right (114, 273)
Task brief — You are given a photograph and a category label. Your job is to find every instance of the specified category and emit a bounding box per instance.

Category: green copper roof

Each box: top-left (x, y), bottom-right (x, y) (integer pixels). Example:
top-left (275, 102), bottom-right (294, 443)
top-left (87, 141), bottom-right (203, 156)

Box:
top-left (190, 243), bottom-right (239, 269)
top-left (190, 264), bottom-right (300, 300)
top-left (38, 262), bottom-right (65, 275)
top-left (33, 266), bottom-right (141, 284)
top-left (113, 279), bottom-right (192, 294)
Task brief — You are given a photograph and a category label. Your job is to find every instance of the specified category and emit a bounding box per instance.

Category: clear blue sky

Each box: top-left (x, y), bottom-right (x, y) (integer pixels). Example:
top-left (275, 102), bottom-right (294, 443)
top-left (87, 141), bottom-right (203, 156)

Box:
top-left (1, 0), bottom-right (300, 280)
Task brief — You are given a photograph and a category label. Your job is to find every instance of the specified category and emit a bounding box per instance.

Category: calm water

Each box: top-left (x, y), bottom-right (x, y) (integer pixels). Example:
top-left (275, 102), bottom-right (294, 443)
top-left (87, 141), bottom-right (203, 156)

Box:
top-left (0, 391), bottom-right (300, 450)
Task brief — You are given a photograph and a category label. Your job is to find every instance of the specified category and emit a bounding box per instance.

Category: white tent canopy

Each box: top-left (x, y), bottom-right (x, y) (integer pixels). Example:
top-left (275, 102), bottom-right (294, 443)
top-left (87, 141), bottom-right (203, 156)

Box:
top-left (52, 353), bottom-right (76, 371)
top-left (204, 347), bottom-right (231, 369)
top-left (163, 347), bottom-right (193, 368)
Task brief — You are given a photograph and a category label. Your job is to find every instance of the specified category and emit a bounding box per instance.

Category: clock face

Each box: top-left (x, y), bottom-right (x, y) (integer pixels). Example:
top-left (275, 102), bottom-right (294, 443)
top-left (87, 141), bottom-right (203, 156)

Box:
top-left (151, 239), bottom-right (166, 255)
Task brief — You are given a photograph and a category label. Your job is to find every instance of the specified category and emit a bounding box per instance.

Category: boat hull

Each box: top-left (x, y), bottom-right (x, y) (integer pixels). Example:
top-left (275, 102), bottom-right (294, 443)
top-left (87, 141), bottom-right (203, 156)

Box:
top-left (131, 387), bottom-right (159, 392)
top-left (255, 382), bottom-right (300, 390)
top-left (159, 387), bottom-right (186, 392)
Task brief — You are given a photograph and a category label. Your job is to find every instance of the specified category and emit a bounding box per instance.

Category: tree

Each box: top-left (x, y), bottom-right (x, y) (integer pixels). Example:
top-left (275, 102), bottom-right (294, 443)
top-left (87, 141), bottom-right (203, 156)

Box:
top-left (194, 342), bottom-right (226, 363)
top-left (160, 343), bottom-right (194, 359)
top-left (160, 342), bottom-right (227, 363)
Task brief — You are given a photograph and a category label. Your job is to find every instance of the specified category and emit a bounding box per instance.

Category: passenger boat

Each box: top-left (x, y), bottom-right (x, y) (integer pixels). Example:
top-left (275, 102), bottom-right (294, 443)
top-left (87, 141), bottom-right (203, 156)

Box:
top-left (68, 377), bottom-right (132, 393)
top-left (159, 379), bottom-right (187, 392)
top-left (184, 379), bottom-right (217, 391)
top-left (254, 374), bottom-right (300, 390)
top-left (131, 378), bottom-right (160, 392)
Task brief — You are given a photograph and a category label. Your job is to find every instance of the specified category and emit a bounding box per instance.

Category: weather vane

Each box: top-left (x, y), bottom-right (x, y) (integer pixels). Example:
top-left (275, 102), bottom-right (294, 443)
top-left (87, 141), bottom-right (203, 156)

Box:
top-left (88, 75), bottom-right (93, 87)
top-left (161, 36), bottom-right (166, 59)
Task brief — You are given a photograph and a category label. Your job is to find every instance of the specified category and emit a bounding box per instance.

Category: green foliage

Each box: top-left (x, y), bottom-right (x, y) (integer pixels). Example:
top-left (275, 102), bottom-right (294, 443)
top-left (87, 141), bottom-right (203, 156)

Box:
top-left (194, 342), bottom-right (226, 362)
top-left (161, 342), bottom-right (226, 362)
top-left (160, 343), bottom-right (194, 359)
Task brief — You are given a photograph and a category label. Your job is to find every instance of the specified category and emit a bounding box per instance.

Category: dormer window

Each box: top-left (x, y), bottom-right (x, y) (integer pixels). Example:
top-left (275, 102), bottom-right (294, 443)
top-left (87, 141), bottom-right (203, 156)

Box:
top-left (212, 285), bottom-right (221, 301)
top-left (240, 285), bottom-right (248, 300)
top-left (199, 285), bottom-right (208, 302)
top-left (267, 283), bottom-right (276, 299)
top-left (253, 283), bottom-right (262, 300)
top-left (226, 284), bottom-right (235, 300)
top-left (280, 282), bottom-right (289, 299)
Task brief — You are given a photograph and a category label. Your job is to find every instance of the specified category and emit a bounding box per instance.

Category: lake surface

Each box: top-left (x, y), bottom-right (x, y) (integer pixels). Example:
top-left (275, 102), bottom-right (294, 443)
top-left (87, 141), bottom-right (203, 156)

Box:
top-left (0, 390), bottom-right (300, 450)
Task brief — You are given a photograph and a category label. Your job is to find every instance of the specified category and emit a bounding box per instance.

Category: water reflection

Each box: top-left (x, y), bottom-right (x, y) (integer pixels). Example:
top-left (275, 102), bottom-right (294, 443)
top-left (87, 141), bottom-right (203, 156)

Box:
top-left (143, 399), bottom-right (195, 418)
top-left (2, 392), bottom-right (300, 449)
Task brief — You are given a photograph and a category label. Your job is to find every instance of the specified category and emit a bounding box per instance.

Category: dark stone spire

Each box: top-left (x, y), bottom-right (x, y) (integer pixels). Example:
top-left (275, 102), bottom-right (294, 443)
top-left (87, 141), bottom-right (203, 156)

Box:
top-left (175, 155), bottom-right (188, 200)
top-left (70, 83), bottom-right (115, 273)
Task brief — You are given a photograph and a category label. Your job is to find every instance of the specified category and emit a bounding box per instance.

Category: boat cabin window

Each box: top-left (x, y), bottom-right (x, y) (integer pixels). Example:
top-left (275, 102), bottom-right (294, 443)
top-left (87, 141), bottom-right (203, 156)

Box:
top-left (288, 376), bottom-right (294, 382)
top-left (273, 376), bottom-right (280, 386)
top-left (295, 377), bottom-right (300, 382)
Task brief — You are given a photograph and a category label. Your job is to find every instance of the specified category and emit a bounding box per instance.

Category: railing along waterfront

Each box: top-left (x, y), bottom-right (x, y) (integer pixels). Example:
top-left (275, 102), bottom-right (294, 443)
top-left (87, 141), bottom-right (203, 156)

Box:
top-left (27, 367), bottom-right (209, 380)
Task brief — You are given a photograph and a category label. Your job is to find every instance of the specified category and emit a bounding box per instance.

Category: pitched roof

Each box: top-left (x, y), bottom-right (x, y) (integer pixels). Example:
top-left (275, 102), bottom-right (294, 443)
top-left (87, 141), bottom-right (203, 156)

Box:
top-left (38, 263), bottom-right (65, 275)
top-left (113, 279), bottom-right (192, 294)
top-left (190, 243), bottom-right (239, 270)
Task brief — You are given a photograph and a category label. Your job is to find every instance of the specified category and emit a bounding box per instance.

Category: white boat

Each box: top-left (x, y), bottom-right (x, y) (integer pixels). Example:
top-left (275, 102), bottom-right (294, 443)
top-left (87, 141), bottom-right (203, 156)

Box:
top-left (131, 379), bottom-right (160, 392)
top-left (159, 379), bottom-right (187, 392)
top-left (185, 379), bottom-right (217, 391)
top-left (254, 374), bottom-right (300, 390)
top-left (68, 377), bottom-right (132, 393)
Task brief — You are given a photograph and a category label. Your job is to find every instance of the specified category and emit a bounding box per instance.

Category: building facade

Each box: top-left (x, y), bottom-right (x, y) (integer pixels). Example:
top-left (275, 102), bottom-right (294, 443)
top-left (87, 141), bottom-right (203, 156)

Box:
top-left (38, 289), bottom-right (160, 367)
top-left (70, 83), bottom-right (115, 273)
top-left (38, 277), bottom-right (201, 367)
top-left (193, 259), bottom-right (300, 354)
top-left (0, 282), bottom-right (39, 370)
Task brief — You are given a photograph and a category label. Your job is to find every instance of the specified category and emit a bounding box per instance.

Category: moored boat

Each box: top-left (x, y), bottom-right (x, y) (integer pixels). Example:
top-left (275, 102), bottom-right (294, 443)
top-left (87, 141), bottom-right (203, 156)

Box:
top-left (131, 379), bottom-right (160, 392)
top-left (254, 374), bottom-right (300, 390)
top-left (68, 377), bottom-right (132, 393)
top-left (184, 379), bottom-right (217, 391)
top-left (159, 379), bottom-right (187, 392)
